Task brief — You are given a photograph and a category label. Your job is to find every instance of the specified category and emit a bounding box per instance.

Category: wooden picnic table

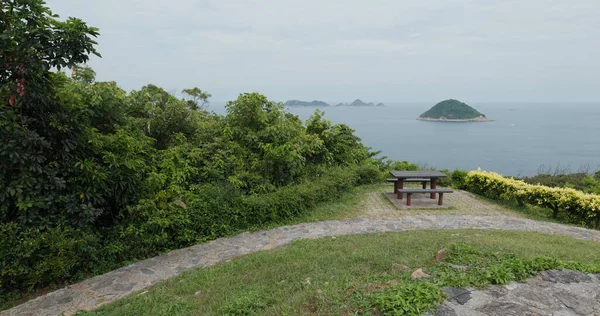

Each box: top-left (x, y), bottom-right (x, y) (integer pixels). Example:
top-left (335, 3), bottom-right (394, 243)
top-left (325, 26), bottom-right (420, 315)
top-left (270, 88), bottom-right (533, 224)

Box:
top-left (389, 170), bottom-right (447, 199)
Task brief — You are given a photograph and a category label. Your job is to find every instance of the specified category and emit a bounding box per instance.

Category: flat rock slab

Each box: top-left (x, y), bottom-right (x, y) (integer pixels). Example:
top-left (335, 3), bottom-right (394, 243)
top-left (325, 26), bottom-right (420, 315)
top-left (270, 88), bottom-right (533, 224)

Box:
top-left (433, 270), bottom-right (600, 316)
top-left (3, 216), bottom-right (600, 316)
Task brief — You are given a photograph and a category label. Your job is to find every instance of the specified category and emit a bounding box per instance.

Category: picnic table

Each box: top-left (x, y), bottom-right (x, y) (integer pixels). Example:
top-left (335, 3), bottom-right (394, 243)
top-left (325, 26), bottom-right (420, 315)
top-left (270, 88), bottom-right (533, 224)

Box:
top-left (388, 170), bottom-right (448, 199)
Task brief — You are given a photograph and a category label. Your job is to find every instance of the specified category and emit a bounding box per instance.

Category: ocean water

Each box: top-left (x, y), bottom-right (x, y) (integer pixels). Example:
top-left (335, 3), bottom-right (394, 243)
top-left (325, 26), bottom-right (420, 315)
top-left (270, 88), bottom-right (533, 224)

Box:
top-left (209, 102), bottom-right (600, 176)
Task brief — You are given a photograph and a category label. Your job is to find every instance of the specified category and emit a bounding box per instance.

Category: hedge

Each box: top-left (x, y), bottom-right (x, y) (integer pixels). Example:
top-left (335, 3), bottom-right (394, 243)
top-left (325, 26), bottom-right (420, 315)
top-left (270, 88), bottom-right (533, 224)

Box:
top-left (0, 165), bottom-right (378, 300)
top-left (465, 170), bottom-right (600, 227)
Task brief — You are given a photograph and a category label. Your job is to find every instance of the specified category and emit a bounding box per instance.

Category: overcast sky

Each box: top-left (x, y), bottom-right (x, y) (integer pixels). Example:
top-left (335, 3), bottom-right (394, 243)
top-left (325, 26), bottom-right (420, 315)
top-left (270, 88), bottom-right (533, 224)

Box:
top-left (47, 0), bottom-right (600, 103)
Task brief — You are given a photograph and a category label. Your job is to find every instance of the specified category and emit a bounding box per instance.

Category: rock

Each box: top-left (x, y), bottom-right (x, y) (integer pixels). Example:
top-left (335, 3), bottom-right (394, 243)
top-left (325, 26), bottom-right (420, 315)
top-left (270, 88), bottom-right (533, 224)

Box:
top-left (539, 270), bottom-right (592, 284)
top-left (553, 289), bottom-right (596, 315)
top-left (391, 263), bottom-right (411, 274)
top-left (411, 268), bottom-right (430, 279)
top-left (435, 249), bottom-right (448, 261)
top-left (434, 304), bottom-right (458, 316)
top-left (442, 287), bottom-right (471, 305)
top-left (476, 301), bottom-right (545, 316)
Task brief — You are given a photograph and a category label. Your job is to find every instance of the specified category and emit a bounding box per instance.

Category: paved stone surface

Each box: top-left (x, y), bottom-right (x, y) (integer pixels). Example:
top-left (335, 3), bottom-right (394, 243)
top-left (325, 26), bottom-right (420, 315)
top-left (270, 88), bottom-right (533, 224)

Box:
top-left (362, 186), bottom-right (523, 218)
top-left (433, 270), bottom-right (600, 316)
top-left (4, 215), bottom-right (600, 316)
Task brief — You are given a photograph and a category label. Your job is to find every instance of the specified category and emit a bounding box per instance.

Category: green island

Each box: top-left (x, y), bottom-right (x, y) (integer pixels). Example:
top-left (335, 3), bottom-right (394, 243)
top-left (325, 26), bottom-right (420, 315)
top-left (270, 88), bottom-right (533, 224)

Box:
top-left (4, 2), bottom-right (600, 316)
top-left (335, 99), bottom-right (385, 107)
top-left (284, 100), bottom-right (330, 107)
top-left (418, 99), bottom-right (493, 122)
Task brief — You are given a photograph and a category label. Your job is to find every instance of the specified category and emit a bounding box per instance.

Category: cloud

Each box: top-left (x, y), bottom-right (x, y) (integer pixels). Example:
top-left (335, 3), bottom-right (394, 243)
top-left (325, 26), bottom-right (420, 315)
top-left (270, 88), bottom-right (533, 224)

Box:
top-left (46, 0), bottom-right (600, 102)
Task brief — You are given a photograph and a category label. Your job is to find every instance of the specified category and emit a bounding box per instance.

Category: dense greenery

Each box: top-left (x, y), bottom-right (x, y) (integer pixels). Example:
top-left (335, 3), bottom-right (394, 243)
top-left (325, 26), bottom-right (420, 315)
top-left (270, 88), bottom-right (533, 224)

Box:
top-left (419, 99), bottom-right (486, 120)
top-left (283, 100), bottom-right (329, 107)
top-left (466, 170), bottom-right (600, 227)
top-left (0, 1), bottom-right (382, 303)
top-left (83, 230), bottom-right (600, 315)
top-left (522, 171), bottom-right (600, 194)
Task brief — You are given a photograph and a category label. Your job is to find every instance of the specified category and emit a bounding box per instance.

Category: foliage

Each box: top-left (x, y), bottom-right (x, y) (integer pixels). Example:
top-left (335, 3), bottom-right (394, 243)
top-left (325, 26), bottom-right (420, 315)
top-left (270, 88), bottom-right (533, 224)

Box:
top-left (465, 170), bottom-right (600, 227)
top-left (1, 0), bottom-right (102, 230)
top-left (429, 243), bottom-right (600, 288)
top-left (522, 172), bottom-right (600, 195)
top-left (450, 170), bottom-right (469, 189)
top-left (182, 87), bottom-right (211, 110)
top-left (387, 160), bottom-right (420, 171)
top-left (419, 99), bottom-right (485, 119)
top-left (0, 4), bottom-right (377, 300)
top-left (71, 65), bottom-right (96, 85)
top-left (372, 282), bottom-right (444, 316)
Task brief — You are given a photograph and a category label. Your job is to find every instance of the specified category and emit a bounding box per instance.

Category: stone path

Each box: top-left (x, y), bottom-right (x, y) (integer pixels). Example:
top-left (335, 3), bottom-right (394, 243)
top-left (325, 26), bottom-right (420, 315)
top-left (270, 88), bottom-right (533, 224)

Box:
top-left (4, 215), bottom-right (600, 316)
top-left (433, 269), bottom-right (600, 316)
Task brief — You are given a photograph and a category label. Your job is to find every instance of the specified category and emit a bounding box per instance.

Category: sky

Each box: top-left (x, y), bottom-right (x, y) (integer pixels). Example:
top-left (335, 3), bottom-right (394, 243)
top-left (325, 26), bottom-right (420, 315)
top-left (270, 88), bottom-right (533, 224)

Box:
top-left (47, 0), bottom-right (600, 103)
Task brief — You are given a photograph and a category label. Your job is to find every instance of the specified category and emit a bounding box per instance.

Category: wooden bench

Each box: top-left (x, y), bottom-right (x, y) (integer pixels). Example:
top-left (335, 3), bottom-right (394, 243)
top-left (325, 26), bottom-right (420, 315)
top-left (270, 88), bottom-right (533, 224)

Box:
top-left (397, 188), bottom-right (453, 206)
top-left (386, 178), bottom-right (430, 189)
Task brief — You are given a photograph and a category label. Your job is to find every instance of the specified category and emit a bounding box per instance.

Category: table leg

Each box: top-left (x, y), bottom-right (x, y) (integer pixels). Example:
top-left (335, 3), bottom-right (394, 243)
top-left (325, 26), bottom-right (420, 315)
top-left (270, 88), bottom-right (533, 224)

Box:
top-left (393, 179), bottom-right (398, 194)
top-left (406, 193), bottom-right (412, 206)
top-left (430, 178), bottom-right (437, 199)
top-left (438, 193), bottom-right (444, 205)
top-left (421, 181), bottom-right (426, 189)
top-left (396, 179), bottom-right (404, 199)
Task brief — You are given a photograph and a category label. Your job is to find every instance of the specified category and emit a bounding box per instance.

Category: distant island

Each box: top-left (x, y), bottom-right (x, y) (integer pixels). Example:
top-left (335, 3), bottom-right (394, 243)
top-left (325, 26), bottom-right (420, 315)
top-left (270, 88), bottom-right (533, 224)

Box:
top-left (284, 99), bottom-right (385, 107)
top-left (418, 99), bottom-right (493, 122)
top-left (284, 100), bottom-right (330, 107)
top-left (335, 99), bottom-right (385, 107)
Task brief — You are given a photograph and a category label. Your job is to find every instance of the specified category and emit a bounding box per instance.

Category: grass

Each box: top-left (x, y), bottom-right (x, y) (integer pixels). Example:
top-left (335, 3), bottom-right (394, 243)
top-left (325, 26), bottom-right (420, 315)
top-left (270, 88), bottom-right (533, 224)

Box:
top-left (471, 194), bottom-right (592, 228)
top-left (80, 229), bottom-right (600, 316)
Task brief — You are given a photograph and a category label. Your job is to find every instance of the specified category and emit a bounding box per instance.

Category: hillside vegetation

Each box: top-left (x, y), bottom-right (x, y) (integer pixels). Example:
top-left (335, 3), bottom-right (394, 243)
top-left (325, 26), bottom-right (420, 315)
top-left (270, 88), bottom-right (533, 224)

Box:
top-left (419, 99), bottom-right (486, 120)
top-left (0, 1), bottom-right (383, 304)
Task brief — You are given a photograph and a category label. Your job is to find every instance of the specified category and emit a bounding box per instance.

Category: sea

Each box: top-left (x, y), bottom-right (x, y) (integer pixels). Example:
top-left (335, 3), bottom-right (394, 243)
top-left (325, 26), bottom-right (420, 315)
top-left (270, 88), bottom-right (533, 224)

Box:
top-left (208, 102), bottom-right (600, 177)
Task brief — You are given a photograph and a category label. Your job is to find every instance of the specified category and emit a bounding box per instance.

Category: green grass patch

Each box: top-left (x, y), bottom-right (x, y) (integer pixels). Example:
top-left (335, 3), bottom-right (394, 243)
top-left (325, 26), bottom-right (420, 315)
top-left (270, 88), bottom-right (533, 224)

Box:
top-left (471, 194), bottom-right (589, 227)
top-left (81, 230), bottom-right (600, 316)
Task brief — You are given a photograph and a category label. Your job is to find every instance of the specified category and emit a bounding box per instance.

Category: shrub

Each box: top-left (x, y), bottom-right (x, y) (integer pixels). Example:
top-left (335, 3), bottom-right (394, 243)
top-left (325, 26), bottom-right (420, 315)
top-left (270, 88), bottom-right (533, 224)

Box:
top-left (390, 160), bottom-right (419, 171)
top-left (465, 170), bottom-right (600, 227)
top-left (450, 170), bottom-right (469, 189)
top-left (0, 223), bottom-right (100, 295)
top-left (241, 167), bottom-right (360, 225)
top-left (355, 163), bottom-right (384, 185)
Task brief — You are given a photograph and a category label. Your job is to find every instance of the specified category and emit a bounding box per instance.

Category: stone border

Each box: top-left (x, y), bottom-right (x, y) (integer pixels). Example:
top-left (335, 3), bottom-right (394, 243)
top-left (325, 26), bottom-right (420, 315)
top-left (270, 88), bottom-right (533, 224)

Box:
top-left (3, 215), bottom-right (600, 316)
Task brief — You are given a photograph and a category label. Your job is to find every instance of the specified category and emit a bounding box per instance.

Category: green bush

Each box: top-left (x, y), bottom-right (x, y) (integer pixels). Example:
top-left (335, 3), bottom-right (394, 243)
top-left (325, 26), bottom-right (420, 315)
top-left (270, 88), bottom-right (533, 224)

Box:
top-left (0, 223), bottom-right (100, 295)
top-left (465, 170), bottom-right (600, 227)
top-left (450, 170), bottom-right (468, 189)
top-left (240, 167), bottom-right (360, 225)
top-left (355, 163), bottom-right (384, 185)
top-left (390, 160), bottom-right (419, 171)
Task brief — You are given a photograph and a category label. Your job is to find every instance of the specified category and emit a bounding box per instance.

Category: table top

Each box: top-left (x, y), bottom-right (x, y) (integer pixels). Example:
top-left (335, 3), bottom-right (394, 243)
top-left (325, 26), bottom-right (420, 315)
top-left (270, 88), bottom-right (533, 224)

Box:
top-left (389, 170), bottom-right (447, 178)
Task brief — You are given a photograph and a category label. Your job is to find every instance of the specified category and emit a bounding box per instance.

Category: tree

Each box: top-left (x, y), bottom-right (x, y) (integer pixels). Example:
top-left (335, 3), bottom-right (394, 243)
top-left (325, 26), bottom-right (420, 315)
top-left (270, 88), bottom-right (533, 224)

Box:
top-left (71, 64), bottom-right (96, 84)
top-left (182, 87), bottom-right (211, 110)
top-left (0, 0), bottom-right (101, 227)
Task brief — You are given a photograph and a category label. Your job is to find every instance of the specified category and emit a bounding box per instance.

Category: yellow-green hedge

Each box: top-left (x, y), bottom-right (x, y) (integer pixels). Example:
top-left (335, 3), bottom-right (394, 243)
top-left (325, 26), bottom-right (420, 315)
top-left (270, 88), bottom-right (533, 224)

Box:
top-left (465, 170), bottom-right (600, 227)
